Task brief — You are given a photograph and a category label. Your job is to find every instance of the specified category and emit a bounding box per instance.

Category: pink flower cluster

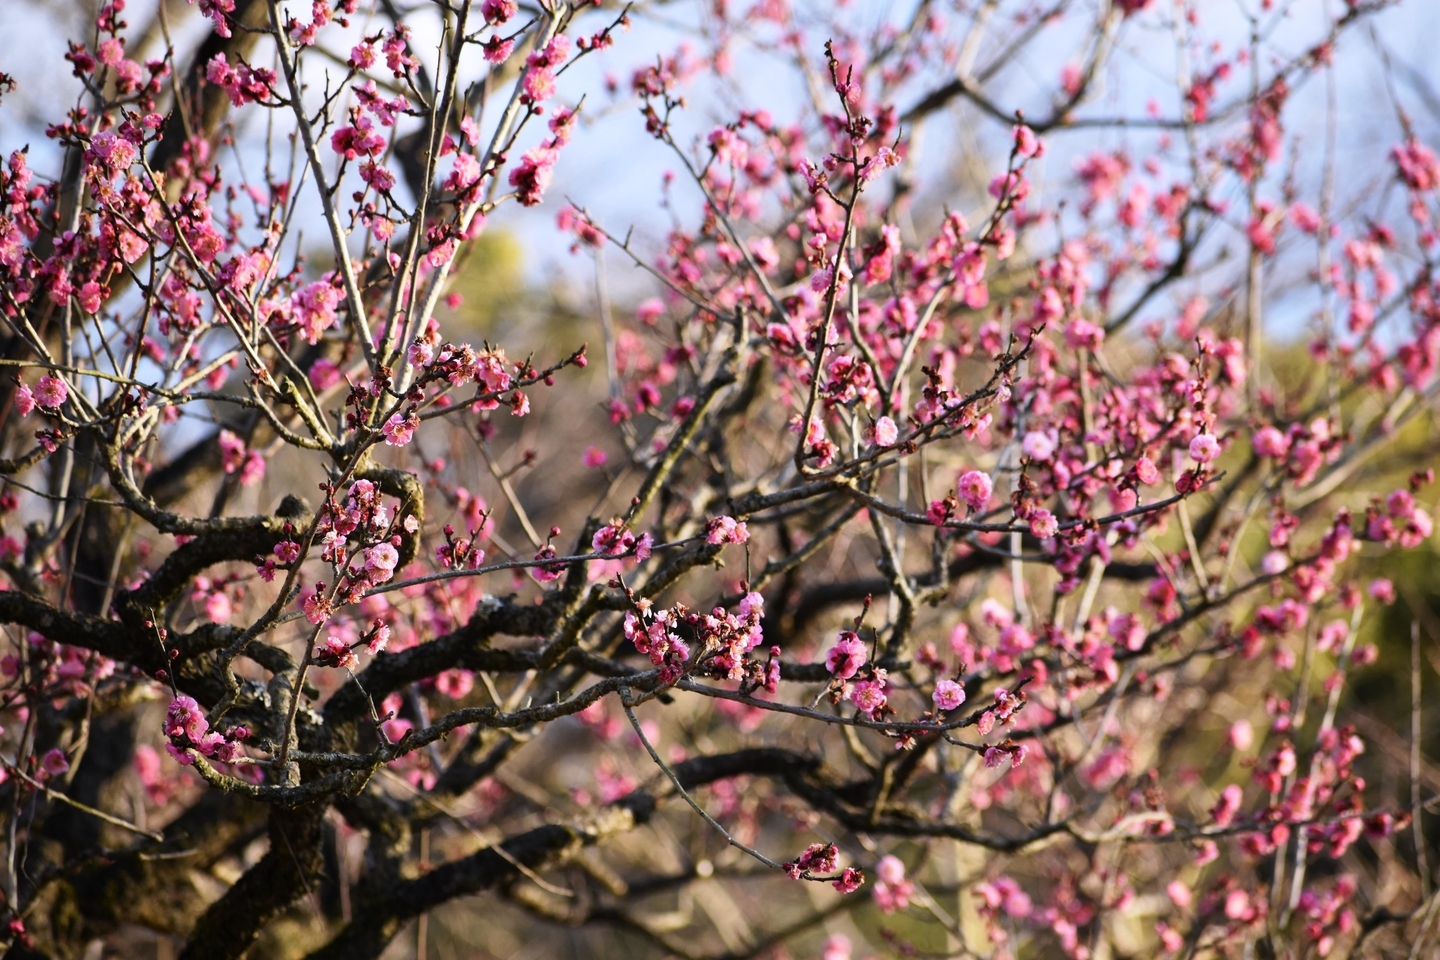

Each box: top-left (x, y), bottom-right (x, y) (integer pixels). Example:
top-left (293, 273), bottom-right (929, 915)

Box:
top-left (164, 696), bottom-right (247, 765)
top-left (218, 429), bottom-right (265, 486)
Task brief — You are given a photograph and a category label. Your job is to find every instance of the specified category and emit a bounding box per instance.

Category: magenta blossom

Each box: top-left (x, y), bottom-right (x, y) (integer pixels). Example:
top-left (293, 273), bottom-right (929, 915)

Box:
top-left (957, 470), bottom-right (993, 512)
top-left (825, 632), bottom-right (867, 679)
top-left (33, 375), bottom-right (68, 409)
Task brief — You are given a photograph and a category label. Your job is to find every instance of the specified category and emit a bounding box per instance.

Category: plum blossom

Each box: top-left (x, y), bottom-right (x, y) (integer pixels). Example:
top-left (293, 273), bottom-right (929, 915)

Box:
top-left (302, 586), bottom-right (334, 625)
top-left (871, 415), bottom-right (899, 447)
top-left (218, 430), bottom-right (266, 486)
top-left (1212, 783), bottom-right (1243, 827)
top-left (850, 675), bottom-right (888, 717)
top-left (382, 412), bottom-right (418, 446)
top-left (592, 523), bottom-right (636, 556)
top-left (933, 679), bottom-right (966, 711)
top-left (166, 696), bottom-right (208, 742)
top-left (1189, 433), bottom-right (1221, 462)
top-left (1022, 430), bottom-right (1055, 461)
top-left (957, 470), bottom-right (993, 511)
top-left (1252, 426), bottom-right (1291, 458)
top-left (825, 632), bottom-right (867, 680)
top-left (705, 515), bottom-right (749, 545)
top-left (1028, 509), bottom-right (1059, 539)
top-left (1393, 139), bottom-right (1440, 191)
top-left (482, 0), bottom-right (517, 24)
top-left (872, 855), bottom-right (914, 913)
top-left (831, 868), bottom-right (864, 893)
top-left (1135, 456), bottom-right (1162, 485)
top-left (33, 375), bottom-right (67, 409)
top-left (320, 635), bottom-right (358, 669)
top-left (1013, 123), bottom-right (1042, 158)
top-left (366, 621), bottom-right (391, 655)
top-left (1229, 720), bottom-right (1254, 751)
top-left (509, 146), bottom-right (558, 207)
top-left (40, 748), bottom-right (70, 778)
top-left (364, 543), bottom-right (400, 582)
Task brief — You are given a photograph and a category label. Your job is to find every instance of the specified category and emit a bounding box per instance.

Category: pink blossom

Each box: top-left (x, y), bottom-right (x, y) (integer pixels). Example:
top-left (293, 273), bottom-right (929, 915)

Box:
top-left (1393, 139), bottom-right (1440, 191)
top-left (831, 868), bottom-right (864, 894)
top-left (1013, 124), bottom-right (1041, 158)
top-left (857, 146), bottom-right (900, 183)
top-left (435, 668), bottom-right (474, 699)
top-left (933, 679), bottom-right (965, 711)
top-left (825, 633), bottom-right (867, 680)
top-left (636, 298), bottom-right (665, 324)
top-left (41, 748), bottom-right (70, 777)
top-left (1211, 783), bottom-right (1243, 827)
top-left (382, 412), bottom-right (418, 446)
top-left (872, 415), bottom-right (899, 447)
top-left (872, 855), bottom-right (913, 912)
top-left (321, 635), bottom-right (358, 670)
top-left (205, 591), bottom-right (232, 623)
top-left (219, 430), bottom-right (247, 474)
top-left (1289, 202), bottom-right (1322, 232)
top-left (592, 524), bottom-right (635, 556)
top-left (956, 470), bottom-right (993, 512)
top-left (381, 717), bottom-right (413, 743)
top-left (349, 42), bottom-right (377, 69)
top-left (14, 385), bottom-right (35, 417)
top-left (239, 452), bottom-right (265, 487)
top-left (33, 376), bottom-right (67, 409)
top-left (1022, 430), bottom-right (1055, 461)
top-left (331, 116), bottom-right (387, 160)
top-left (583, 445), bottom-right (608, 468)
top-left (1061, 63), bottom-right (1083, 97)
top-left (705, 515), bottom-right (749, 545)
top-left (77, 281), bottom-right (103, 314)
top-left (1028, 509), bottom-right (1059, 539)
top-left (1135, 456), bottom-right (1161, 485)
top-left (1189, 433), bottom-right (1221, 462)
top-left (1252, 426), bottom-right (1290, 458)
top-left (366, 621), bottom-right (391, 655)
top-left (309, 357), bottom-right (341, 391)
top-left (166, 696), bottom-right (208, 743)
top-left (302, 587), bottom-right (334, 625)
top-left (482, 0), bottom-right (517, 24)
top-left (849, 676), bottom-right (887, 717)
top-left (483, 36), bottom-right (514, 63)
top-left (1065, 319), bottom-right (1105, 350)
top-left (292, 280), bottom-right (342, 344)
top-left (365, 543), bottom-right (400, 582)
top-left (509, 146), bottom-right (558, 207)
top-left (1224, 889), bottom-right (1255, 922)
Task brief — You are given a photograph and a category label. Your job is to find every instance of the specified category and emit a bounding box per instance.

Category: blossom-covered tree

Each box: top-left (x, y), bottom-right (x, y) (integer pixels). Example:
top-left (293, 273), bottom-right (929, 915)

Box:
top-left (0, 0), bottom-right (1438, 957)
